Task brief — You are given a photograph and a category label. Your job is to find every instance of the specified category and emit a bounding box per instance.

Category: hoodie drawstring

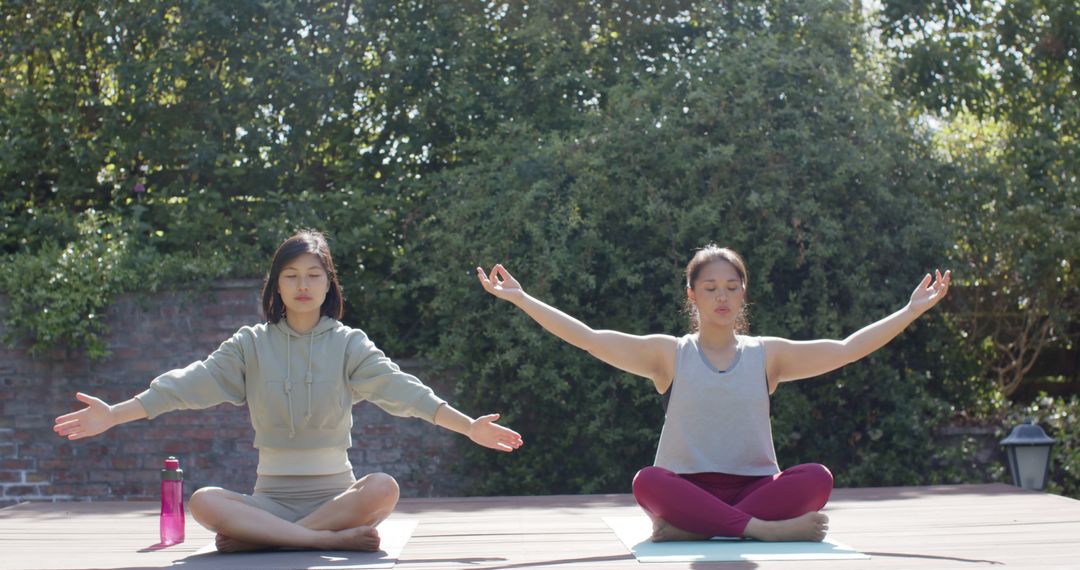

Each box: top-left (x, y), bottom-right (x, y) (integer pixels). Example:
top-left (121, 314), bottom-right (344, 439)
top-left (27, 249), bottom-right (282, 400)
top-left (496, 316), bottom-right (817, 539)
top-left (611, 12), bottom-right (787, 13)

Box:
top-left (304, 331), bottom-right (314, 421)
top-left (285, 333), bottom-right (296, 438)
top-left (283, 327), bottom-right (317, 439)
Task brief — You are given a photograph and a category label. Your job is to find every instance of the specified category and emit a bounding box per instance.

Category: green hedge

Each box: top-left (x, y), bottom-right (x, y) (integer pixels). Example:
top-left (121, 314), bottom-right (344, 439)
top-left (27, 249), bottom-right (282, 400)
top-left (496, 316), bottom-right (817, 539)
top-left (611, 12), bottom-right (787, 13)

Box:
top-left (403, 1), bottom-right (983, 493)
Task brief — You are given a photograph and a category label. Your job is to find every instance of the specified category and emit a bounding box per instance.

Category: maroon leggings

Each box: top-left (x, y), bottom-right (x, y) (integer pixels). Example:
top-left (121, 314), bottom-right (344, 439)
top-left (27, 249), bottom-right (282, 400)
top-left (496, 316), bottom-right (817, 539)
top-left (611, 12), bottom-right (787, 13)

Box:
top-left (631, 464), bottom-right (833, 538)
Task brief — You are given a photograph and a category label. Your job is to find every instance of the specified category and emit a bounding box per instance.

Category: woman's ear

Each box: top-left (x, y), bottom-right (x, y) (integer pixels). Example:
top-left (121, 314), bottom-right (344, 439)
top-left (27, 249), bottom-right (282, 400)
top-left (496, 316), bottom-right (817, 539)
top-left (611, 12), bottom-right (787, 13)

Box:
top-left (686, 286), bottom-right (695, 305)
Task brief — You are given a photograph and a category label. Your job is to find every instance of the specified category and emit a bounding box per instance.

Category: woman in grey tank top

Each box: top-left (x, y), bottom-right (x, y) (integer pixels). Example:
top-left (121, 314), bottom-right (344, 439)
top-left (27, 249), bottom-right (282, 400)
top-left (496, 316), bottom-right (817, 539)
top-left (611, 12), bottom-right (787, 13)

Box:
top-left (478, 245), bottom-right (950, 542)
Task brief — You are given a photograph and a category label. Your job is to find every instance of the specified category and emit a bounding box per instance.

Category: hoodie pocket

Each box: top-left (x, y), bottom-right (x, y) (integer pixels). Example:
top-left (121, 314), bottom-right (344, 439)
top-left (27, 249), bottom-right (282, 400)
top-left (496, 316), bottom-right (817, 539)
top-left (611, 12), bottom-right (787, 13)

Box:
top-left (302, 373), bottom-right (351, 430)
top-left (250, 379), bottom-right (293, 430)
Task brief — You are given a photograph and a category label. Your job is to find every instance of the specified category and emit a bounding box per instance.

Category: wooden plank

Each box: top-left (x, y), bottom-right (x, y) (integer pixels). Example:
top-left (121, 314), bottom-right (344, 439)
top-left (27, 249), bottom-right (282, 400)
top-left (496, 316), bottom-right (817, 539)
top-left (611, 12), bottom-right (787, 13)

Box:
top-left (1, 485), bottom-right (1078, 569)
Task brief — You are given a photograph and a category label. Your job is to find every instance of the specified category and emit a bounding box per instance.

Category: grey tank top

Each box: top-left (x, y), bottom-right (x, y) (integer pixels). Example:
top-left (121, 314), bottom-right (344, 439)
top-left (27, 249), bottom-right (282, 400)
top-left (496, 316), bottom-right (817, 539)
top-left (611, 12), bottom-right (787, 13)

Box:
top-left (653, 334), bottom-right (780, 475)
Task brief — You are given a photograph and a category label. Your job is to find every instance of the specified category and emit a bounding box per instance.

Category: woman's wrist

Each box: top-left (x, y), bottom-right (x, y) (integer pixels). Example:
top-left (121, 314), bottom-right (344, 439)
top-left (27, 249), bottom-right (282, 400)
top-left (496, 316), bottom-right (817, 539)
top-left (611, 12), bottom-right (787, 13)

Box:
top-left (110, 398), bottom-right (149, 426)
top-left (434, 403), bottom-right (474, 437)
top-left (510, 290), bottom-right (532, 309)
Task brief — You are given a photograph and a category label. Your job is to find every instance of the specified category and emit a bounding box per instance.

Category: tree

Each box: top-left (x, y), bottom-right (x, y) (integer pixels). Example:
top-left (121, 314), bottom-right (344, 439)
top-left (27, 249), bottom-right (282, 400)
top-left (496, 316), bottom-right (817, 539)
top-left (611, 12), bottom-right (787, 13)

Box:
top-left (878, 0), bottom-right (1080, 397)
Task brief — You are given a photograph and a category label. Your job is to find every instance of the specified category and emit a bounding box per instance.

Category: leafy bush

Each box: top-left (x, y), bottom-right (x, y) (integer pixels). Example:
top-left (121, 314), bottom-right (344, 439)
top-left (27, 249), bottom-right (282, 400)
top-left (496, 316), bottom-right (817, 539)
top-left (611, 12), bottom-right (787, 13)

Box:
top-left (1, 212), bottom-right (130, 358)
top-left (403, 0), bottom-right (970, 494)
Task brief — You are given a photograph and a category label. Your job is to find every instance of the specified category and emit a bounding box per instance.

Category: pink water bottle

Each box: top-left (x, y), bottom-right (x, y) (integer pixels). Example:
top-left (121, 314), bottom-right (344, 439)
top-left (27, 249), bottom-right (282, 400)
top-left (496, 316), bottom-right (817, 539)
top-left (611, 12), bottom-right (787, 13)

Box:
top-left (160, 456), bottom-right (185, 545)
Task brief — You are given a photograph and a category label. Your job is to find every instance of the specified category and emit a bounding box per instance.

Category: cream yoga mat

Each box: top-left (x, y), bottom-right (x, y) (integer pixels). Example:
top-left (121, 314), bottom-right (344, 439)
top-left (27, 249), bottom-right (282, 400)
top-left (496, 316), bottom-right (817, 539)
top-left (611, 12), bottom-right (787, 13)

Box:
top-left (603, 516), bottom-right (869, 563)
top-left (178, 519), bottom-right (417, 569)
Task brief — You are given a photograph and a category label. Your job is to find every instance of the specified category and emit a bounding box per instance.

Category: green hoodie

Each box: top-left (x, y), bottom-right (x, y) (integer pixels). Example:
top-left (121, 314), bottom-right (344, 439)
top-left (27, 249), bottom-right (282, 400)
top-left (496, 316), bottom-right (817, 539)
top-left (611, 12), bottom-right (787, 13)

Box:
top-left (135, 316), bottom-right (446, 475)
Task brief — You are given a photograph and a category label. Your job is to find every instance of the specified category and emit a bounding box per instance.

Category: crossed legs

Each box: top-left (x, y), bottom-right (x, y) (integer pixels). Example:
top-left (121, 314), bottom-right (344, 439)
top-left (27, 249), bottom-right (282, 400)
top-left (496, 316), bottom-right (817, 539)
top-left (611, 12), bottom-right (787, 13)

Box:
top-left (632, 464), bottom-right (833, 542)
top-left (188, 472), bottom-right (399, 552)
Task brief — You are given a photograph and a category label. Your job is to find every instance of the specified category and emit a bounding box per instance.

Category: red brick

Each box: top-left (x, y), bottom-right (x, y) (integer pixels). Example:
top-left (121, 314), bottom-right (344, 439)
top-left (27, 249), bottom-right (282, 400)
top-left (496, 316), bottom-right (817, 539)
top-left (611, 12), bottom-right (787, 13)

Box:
top-left (111, 482), bottom-right (153, 497)
top-left (42, 483), bottom-right (76, 495)
top-left (124, 470), bottom-right (156, 483)
top-left (121, 442), bottom-right (159, 455)
top-left (38, 459), bottom-right (68, 470)
top-left (4, 484), bottom-right (44, 496)
top-left (111, 457), bottom-right (139, 469)
top-left (50, 470), bottom-right (87, 483)
top-left (88, 470), bottom-right (126, 483)
top-left (0, 459), bottom-right (33, 470)
top-left (73, 484), bottom-right (110, 497)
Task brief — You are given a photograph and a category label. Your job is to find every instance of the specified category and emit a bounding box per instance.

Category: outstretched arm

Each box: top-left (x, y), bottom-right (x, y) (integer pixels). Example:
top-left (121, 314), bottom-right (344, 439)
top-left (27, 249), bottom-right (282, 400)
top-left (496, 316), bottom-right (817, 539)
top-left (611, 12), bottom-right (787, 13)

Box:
top-left (764, 270), bottom-right (951, 392)
top-left (53, 393), bottom-right (148, 440)
top-left (433, 403), bottom-right (523, 452)
top-left (477, 264), bottom-right (678, 392)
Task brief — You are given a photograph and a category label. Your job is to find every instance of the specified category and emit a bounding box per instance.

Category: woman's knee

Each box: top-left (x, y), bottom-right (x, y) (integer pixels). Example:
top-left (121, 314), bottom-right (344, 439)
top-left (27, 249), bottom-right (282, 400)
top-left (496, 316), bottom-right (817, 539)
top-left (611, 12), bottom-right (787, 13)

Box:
top-left (805, 463), bottom-right (834, 491)
top-left (798, 464), bottom-right (834, 508)
top-left (189, 487), bottom-right (224, 511)
top-left (188, 487), bottom-right (232, 526)
top-left (355, 472), bottom-right (400, 505)
top-left (632, 466), bottom-right (671, 500)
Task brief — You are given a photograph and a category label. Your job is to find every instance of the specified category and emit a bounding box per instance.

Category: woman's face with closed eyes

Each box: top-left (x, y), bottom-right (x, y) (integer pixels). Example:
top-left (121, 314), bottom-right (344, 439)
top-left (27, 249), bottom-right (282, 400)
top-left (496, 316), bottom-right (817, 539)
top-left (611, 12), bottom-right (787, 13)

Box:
top-left (277, 253), bottom-right (330, 318)
top-left (687, 259), bottom-right (745, 330)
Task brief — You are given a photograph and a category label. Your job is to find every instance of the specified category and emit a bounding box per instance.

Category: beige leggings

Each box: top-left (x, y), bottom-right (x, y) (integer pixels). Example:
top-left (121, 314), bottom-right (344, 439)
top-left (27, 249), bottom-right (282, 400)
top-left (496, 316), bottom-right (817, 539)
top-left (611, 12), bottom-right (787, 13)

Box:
top-left (238, 470), bottom-right (357, 522)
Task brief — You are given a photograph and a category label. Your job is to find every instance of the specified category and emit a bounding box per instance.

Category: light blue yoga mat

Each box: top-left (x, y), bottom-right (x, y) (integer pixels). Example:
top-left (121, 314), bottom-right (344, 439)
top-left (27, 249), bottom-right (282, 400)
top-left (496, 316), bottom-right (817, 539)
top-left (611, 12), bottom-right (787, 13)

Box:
top-left (603, 516), bottom-right (869, 562)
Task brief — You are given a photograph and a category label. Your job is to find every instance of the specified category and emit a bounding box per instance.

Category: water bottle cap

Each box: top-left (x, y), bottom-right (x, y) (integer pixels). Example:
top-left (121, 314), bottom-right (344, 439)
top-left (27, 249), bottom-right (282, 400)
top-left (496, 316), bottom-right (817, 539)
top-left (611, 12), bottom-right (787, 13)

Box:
top-left (164, 457), bottom-right (179, 469)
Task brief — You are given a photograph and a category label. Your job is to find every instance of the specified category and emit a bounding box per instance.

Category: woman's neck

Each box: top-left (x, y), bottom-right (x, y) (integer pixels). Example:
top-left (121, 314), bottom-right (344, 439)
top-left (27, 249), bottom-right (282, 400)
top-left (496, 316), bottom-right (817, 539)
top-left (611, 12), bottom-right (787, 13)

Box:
top-left (285, 312), bottom-right (321, 334)
top-left (697, 323), bottom-right (738, 350)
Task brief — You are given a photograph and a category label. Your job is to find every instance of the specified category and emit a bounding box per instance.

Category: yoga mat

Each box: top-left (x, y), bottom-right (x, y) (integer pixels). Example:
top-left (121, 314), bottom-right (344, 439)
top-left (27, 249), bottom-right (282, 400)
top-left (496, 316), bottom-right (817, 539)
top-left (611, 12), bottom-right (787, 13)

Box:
top-left (603, 516), bottom-right (869, 562)
top-left (177, 519), bottom-right (417, 569)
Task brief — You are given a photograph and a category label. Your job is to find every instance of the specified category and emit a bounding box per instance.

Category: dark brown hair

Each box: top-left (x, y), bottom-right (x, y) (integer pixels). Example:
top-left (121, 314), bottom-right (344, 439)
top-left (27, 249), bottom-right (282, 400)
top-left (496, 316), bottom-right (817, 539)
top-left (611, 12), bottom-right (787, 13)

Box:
top-left (261, 230), bottom-right (344, 323)
top-left (684, 244), bottom-right (750, 333)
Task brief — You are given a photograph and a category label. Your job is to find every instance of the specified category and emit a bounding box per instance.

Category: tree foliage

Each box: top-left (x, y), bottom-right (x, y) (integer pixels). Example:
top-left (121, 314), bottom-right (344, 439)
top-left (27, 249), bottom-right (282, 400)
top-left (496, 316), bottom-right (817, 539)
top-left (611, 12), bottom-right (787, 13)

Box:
top-left (405, 0), bottom-right (970, 493)
top-left (877, 0), bottom-right (1079, 397)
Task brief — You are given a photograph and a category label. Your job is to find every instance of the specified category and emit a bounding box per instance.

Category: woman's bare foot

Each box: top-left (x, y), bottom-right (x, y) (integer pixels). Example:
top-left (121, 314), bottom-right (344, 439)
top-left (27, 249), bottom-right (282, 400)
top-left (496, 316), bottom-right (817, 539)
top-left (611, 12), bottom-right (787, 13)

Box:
top-left (217, 525), bottom-right (379, 552)
top-left (215, 533), bottom-right (274, 553)
top-left (320, 525), bottom-right (381, 551)
top-left (650, 518), bottom-right (710, 542)
top-left (743, 512), bottom-right (829, 542)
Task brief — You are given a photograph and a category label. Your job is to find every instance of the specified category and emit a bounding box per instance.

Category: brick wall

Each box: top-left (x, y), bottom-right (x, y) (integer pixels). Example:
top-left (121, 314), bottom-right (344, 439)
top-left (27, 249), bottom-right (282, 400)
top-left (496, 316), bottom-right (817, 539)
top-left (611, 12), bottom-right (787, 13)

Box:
top-left (0, 281), bottom-right (466, 508)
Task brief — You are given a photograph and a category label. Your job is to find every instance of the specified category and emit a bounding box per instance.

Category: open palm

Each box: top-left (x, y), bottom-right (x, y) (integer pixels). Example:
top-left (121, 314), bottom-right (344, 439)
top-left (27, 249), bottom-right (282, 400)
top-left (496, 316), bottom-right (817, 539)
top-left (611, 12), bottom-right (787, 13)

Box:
top-left (53, 392), bottom-right (113, 440)
top-left (468, 413), bottom-right (524, 452)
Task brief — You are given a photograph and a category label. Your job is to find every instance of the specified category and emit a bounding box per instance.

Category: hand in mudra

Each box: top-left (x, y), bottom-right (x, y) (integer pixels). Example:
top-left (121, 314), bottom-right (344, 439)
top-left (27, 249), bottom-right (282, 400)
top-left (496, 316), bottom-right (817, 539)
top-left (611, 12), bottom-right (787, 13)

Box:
top-left (909, 269), bottom-right (951, 315)
top-left (476, 264), bottom-right (524, 302)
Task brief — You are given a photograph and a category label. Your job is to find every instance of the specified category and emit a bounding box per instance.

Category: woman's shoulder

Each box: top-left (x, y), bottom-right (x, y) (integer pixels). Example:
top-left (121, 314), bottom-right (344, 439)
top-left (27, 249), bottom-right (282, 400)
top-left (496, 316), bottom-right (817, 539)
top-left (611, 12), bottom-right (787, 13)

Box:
top-left (332, 322), bottom-right (380, 350)
top-left (737, 335), bottom-right (773, 354)
top-left (233, 321), bottom-right (274, 339)
top-left (673, 332), bottom-right (694, 347)
top-left (328, 320), bottom-right (366, 337)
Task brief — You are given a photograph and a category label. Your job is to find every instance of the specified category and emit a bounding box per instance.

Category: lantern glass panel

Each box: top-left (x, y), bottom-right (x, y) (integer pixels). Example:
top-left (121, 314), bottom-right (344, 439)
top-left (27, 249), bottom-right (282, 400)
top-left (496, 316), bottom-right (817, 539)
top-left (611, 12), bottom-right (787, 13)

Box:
top-left (1013, 446), bottom-right (1051, 490)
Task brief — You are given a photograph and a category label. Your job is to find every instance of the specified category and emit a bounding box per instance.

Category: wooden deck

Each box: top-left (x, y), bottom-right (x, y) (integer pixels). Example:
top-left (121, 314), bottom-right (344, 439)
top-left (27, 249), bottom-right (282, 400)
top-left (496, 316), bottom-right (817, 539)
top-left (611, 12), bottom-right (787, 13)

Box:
top-left (2, 484), bottom-right (1079, 569)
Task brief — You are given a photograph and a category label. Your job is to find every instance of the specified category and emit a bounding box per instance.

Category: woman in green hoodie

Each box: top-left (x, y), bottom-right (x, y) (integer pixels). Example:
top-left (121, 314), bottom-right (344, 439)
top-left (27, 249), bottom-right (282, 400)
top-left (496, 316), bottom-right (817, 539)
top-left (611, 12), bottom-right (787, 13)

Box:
top-left (54, 230), bottom-right (523, 552)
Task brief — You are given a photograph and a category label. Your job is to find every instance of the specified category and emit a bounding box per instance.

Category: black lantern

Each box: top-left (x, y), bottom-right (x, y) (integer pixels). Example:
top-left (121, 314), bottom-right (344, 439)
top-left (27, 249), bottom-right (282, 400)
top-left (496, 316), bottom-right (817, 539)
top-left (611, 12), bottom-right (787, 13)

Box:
top-left (1000, 419), bottom-right (1056, 491)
